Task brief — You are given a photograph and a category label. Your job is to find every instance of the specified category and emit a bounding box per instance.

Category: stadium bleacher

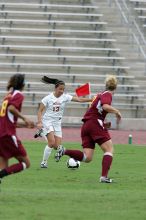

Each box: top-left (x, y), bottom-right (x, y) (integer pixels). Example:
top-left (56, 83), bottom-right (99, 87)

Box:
top-left (0, 0), bottom-right (146, 128)
top-left (130, 0), bottom-right (146, 29)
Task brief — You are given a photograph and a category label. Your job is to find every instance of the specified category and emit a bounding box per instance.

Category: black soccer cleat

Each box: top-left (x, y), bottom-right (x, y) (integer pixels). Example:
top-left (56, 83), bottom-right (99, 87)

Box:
top-left (55, 146), bottom-right (65, 162)
top-left (34, 128), bottom-right (43, 138)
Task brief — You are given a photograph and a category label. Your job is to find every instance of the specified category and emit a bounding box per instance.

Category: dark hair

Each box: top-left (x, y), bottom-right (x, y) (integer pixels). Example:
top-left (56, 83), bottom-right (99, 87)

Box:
top-left (7, 74), bottom-right (25, 91)
top-left (41, 76), bottom-right (65, 88)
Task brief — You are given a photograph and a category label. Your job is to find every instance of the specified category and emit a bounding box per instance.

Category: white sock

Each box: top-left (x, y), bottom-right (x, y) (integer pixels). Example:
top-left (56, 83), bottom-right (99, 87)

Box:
top-left (82, 153), bottom-right (87, 162)
top-left (42, 145), bottom-right (53, 163)
top-left (22, 162), bottom-right (27, 170)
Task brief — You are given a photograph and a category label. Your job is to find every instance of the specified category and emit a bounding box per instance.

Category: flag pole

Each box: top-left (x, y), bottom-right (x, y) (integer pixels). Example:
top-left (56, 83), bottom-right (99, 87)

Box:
top-left (88, 82), bottom-right (92, 108)
top-left (88, 82), bottom-right (91, 98)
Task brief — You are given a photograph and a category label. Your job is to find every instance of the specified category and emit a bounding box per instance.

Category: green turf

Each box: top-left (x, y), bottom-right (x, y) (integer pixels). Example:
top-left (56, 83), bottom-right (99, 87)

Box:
top-left (0, 141), bottom-right (146, 220)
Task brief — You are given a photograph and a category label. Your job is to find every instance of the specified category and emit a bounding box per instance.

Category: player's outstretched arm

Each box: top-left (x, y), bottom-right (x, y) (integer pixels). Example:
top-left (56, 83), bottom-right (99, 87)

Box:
top-left (71, 96), bottom-right (93, 103)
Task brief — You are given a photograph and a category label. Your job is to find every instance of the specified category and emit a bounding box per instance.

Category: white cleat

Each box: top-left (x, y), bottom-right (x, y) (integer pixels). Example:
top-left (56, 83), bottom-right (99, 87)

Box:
top-left (40, 161), bottom-right (48, 168)
top-left (99, 176), bottom-right (113, 183)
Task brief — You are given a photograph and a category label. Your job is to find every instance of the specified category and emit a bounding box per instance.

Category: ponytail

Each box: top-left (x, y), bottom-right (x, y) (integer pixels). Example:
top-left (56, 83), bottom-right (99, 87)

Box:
top-left (41, 76), bottom-right (65, 88)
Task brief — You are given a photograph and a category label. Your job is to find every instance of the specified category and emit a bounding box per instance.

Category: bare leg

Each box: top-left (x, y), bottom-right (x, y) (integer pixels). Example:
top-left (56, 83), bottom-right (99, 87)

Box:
top-left (0, 156), bottom-right (8, 169)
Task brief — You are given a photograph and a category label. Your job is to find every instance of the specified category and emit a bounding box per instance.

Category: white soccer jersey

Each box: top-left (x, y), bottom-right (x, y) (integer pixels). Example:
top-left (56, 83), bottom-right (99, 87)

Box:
top-left (42, 92), bottom-right (73, 122)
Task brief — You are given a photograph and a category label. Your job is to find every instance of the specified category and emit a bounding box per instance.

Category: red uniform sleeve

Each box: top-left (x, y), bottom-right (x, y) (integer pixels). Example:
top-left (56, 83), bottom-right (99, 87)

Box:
top-left (9, 93), bottom-right (24, 110)
top-left (100, 92), bottom-right (112, 106)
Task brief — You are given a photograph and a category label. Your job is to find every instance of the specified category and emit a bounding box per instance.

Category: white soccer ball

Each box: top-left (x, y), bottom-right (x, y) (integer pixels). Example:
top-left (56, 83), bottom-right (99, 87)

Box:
top-left (66, 158), bottom-right (80, 169)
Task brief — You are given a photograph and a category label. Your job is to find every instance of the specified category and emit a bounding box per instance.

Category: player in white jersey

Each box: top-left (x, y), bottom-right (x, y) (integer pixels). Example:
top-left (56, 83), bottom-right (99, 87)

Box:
top-left (35, 76), bottom-right (92, 168)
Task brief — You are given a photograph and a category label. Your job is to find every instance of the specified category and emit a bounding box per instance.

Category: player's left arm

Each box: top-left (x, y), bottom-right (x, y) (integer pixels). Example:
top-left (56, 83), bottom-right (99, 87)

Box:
top-left (103, 104), bottom-right (122, 123)
top-left (16, 121), bottom-right (30, 128)
top-left (8, 105), bottom-right (34, 128)
top-left (71, 96), bottom-right (93, 103)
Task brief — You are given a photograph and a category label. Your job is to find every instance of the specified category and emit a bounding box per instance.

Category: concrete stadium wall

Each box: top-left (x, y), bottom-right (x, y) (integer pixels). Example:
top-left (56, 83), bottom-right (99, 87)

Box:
top-left (62, 117), bottom-right (146, 131)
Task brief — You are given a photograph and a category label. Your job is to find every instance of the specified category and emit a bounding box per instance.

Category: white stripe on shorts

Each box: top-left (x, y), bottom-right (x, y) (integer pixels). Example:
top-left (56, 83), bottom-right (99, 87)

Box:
top-left (11, 135), bottom-right (18, 148)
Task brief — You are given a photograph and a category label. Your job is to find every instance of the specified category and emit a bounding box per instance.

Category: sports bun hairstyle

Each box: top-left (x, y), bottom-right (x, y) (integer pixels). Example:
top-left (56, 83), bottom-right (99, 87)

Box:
top-left (41, 76), bottom-right (65, 88)
top-left (105, 75), bottom-right (117, 91)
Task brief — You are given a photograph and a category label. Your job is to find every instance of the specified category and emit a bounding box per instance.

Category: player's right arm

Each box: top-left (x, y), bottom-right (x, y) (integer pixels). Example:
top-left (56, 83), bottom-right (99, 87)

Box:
top-left (37, 103), bottom-right (45, 129)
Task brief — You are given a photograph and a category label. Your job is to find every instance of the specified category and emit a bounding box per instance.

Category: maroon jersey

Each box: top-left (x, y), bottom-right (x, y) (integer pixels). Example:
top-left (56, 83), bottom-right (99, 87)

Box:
top-left (0, 90), bottom-right (24, 137)
top-left (83, 91), bottom-right (112, 122)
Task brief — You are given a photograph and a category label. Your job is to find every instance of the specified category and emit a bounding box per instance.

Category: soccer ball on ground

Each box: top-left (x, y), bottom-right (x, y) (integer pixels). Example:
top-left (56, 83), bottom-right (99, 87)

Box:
top-left (66, 158), bottom-right (80, 169)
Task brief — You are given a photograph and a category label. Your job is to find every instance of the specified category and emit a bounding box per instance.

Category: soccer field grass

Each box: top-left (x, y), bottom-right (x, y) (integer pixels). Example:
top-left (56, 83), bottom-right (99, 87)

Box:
top-left (0, 141), bottom-right (146, 220)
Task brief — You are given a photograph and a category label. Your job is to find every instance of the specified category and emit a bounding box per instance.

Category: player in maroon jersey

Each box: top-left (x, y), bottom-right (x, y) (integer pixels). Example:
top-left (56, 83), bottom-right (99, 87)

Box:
top-left (0, 74), bottom-right (34, 183)
top-left (55, 75), bottom-right (122, 183)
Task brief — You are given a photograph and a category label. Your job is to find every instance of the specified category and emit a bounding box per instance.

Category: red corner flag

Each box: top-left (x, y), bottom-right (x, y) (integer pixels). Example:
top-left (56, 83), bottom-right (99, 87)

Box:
top-left (75, 83), bottom-right (90, 97)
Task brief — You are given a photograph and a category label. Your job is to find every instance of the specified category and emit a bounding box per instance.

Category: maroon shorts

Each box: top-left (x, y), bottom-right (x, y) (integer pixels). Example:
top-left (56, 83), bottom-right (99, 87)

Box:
top-left (0, 135), bottom-right (27, 160)
top-left (81, 119), bottom-right (111, 149)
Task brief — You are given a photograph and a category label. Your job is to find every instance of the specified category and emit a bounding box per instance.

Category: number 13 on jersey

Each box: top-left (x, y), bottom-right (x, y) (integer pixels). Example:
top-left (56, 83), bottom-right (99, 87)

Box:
top-left (53, 106), bottom-right (60, 112)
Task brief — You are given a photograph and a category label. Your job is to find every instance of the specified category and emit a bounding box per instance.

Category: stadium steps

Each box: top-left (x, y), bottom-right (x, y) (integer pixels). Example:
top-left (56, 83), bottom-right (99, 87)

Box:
top-left (0, 0), bottom-right (146, 122)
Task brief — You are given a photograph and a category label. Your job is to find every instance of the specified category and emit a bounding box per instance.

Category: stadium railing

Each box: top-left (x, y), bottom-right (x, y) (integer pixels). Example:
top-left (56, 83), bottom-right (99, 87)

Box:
top-left (21, 102), bottom-right (145, 119)
top-left (0, 18), bottom-right (107, 29)
top-left (0, 34), bottom-right (116, 45)
top-left (0, 62), bottom-right (130, 73)
top-left (138, 15), bottom-right (146, 19)
top-left (0, 80), bottom-right (139, 89)
top-left (134, 7), bottom-right (146, 15)
top-left (0, 27), bottom-right (112, 36)
top-left (0, 53), bottom-right (125, 66)
top-left (130, 0), bottom-right (146, 3)
top-left (0, 27), bottom-right (113, 41)
top-left (0, 89), bottom-right (144, 104)
top-left (0, 3), bottom-right (99, 12)
top-left (0, 45), bottom-right (120, 57)
top-left (138, 15), bottom-right (146, 27)
top-left (0, 10), bottom-right (103, 19)
top-left (0, 71), bottom-right (135, 84)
